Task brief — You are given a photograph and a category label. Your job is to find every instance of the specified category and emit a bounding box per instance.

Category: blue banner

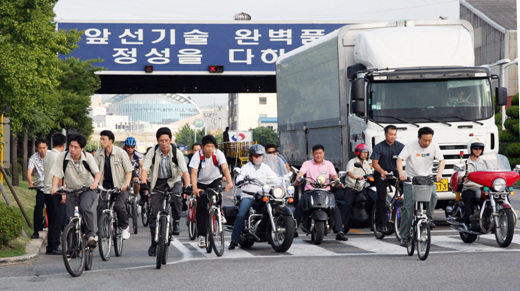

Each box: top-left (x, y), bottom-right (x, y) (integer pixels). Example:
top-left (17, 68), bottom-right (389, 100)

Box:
top-left (57, 22), bottom-right (349, 73)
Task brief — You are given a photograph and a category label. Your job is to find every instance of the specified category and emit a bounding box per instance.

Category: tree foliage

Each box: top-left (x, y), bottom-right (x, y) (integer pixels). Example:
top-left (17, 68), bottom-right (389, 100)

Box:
top-left (251, 127), bottom-right (279, 146)
top-left (0, 0), bottom-right (82, 133)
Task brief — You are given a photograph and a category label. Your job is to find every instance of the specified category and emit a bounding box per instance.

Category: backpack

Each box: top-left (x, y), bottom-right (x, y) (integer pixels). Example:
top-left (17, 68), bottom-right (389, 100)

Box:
top-left (197, 149), bottom-right (222, 176)
top-left (151, 143), bottom-right (178, 167)
top-left (63, 151), bottom-right (95, 178)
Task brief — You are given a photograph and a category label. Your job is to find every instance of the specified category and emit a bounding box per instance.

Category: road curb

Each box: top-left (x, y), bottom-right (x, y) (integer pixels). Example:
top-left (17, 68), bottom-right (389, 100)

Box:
top-left (0, 229), bottom-right (47, 265)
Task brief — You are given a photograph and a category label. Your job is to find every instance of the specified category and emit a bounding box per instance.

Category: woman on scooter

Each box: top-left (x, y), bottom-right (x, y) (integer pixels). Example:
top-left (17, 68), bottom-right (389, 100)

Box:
top-left (456, 138), bottom-right (485, 225)
top-left (336, 144), bottom-right (373, 230)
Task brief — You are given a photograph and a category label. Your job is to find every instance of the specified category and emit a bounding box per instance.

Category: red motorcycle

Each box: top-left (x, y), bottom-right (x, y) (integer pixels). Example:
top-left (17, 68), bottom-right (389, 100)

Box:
top-left (447, 154), bottom-right (519, 247)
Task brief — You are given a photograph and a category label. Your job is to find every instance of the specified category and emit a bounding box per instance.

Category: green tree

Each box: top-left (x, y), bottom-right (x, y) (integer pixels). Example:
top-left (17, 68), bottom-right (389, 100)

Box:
top-left (175, 124), bottom-right (195, 149)
top-left (251, 127), bottom-right (279, 146)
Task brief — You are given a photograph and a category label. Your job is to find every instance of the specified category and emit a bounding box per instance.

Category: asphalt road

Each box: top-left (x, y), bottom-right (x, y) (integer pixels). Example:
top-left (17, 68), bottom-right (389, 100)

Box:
top-left (1, 191), bottom-right (520, 290)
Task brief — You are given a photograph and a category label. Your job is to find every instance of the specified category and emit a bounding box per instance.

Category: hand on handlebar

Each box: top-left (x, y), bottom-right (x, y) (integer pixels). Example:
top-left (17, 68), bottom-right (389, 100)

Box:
top-left (399, 173), bottom-right (408, 181)
top-left (435, 174), bottom-right (443, 183)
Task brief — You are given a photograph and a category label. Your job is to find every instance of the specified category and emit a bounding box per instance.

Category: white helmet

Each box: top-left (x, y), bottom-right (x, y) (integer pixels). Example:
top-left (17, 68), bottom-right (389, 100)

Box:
top-left (467, 137), bottom-right (485, 155)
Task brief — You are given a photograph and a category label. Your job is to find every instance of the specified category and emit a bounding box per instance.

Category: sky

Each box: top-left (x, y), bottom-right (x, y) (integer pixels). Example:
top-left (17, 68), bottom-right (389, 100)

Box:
top-left (54, 0), bottom-right (460, 107)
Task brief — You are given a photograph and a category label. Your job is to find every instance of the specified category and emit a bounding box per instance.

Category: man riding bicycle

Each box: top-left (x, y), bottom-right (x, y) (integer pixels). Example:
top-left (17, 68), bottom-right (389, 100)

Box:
top-left (189, 135), bottom-right (233, 248)
top-left (397, 127), bottom-right (444, 247)
top-left (50, 134), bottom-right (102, 246)
top-left (94, 130), bottom-right (134, 240)
top-left (371, 125), bottom-right (404, 233)
top-left (123, 137), bottom-right (144, 204)
top-left (140, 127), bottom-right (191, 256)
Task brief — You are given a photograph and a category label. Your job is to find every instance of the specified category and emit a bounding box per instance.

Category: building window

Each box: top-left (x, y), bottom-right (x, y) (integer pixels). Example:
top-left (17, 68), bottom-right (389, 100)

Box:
top-left (259, 97), bottom-right (267, 105)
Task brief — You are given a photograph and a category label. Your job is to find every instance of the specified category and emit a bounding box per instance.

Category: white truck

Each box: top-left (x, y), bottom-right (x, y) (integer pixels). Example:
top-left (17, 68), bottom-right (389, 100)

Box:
top-left (275, 20), bottom-right (508, 210)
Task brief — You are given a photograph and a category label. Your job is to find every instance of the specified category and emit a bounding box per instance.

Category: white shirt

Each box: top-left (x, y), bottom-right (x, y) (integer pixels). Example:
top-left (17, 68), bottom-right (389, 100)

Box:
top-left (235, 161), bottom-right (281, 199)
top-left (43, 149), bottom-right (61, 194)
top-left (399, 140), bottom-right (444, 178)
top-left (189, 149), bottom-right (227, 185)
top-left (346, 157), bottom-right (372, 191)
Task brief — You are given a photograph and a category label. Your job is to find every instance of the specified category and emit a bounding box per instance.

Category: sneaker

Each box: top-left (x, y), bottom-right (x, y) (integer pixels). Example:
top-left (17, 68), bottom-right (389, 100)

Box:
top-left (336, 231), bottom-right (348, 241)
top-left (31, 232), bottom-right (39, 239)
top-left (148, 241), bottom-right (157, 256)
top-left (197, 236), bottom-right (206, 248)
top-left (228, 242), bottom-right (237, 250)
top-left (400, 237), bottom-right (410, 247)
top-left (88, 236), bottom-right (97, 246)
top-left (46, 248), bottom-right (62, 255)
top-left (294, 231), bottom-right (299, 238)
top-left (122, 226), bottom-right (131, 240)
top-left (172, 221), bottom-right (180, 235)
top-left (428, 221), bottom-right (436, 230)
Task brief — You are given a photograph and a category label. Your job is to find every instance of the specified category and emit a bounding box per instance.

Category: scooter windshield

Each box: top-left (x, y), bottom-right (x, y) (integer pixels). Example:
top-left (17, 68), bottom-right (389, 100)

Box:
top-left (476, 154), bottom-right (511, 171)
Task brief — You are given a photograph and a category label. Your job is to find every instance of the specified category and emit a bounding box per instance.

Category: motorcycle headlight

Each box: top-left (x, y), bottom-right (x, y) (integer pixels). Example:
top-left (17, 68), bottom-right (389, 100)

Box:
top-left (263, 185), bottom-right (270, 193)
top-left (493, 178), bottom-right (507, 192)
top-left (317, 175), bottom-right (327, 185)
top-left (287, 186), bottom-right (295, 195)
top-left (273, 187), bottom-right (285, 199)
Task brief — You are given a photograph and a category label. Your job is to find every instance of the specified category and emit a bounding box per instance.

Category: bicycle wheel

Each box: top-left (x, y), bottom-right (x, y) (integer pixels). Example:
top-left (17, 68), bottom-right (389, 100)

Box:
top-left (98, 213), bottom-right (112, 261)
top-left (394, 199), bottom-right (404, 242)
top-left (156, 215), bottom-right (168, 269)
top-left (417, 220), bottom-right (431, 260)
top-left (406, 227), bottom-right (415, 256)
top-left (208, 209), bottom-right (225, 256)
top-left (62, 222), bottom-right (86, 277)
top-left (85, 248), bottom-right (93, 271)
top-left (142, 201), bottom-right (149, 227)
top-left (132, 198), bottom-right (138, 234)
top-left (114, 225), bottom-right (124, 257)
top-left (187, 201), bottom-right (197, 241)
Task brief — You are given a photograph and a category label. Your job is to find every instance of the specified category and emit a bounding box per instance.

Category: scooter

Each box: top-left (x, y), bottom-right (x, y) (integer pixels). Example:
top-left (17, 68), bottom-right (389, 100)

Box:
top-left (336, 163), bottom-right (377, 233)
top-left (446, 154), bottom-right (520, 247)
top-left (299, 172), bottom-right (339, 245)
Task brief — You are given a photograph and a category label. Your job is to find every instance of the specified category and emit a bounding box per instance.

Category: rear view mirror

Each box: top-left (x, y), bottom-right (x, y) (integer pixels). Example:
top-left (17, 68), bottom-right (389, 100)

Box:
top-left (496, 87), bottom-right (508, 106)
top-left (233, 167), bottom-right (241, 175)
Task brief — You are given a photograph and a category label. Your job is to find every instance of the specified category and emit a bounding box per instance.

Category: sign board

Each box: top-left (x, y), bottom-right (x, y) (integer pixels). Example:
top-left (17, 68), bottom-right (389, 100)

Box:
top-left (193, 118), bottom-right (204, 128)
top-left (230, 131), bottom-right (252, 142)
top-left (57, 21), bottom-right (349, 74)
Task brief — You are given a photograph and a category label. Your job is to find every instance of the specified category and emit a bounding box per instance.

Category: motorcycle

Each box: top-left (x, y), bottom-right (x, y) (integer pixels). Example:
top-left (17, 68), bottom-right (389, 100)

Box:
top-left (446, 153), bottom-right (520, 247)
top-left (299, 172), bottom-right (340, 245)
top-left (223, 156), bottom-right (296, 252)
top-left (336, 163), bottom-right (378, 233)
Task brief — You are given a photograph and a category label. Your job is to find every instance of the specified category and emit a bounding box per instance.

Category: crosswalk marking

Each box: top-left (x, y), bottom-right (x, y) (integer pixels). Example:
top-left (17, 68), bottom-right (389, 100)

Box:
top-left (173, 230), bottom-right (520, 261)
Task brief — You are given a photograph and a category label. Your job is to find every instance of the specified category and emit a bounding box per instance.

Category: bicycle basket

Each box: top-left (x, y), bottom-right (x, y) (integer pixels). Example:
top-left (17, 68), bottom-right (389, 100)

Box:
top-left (411, 176), bottom-right (433, 202)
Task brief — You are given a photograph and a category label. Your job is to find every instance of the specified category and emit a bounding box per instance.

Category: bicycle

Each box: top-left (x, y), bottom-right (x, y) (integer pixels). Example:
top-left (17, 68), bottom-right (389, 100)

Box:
top-left (202, 187), bottom-right (225, 257)
top-left (98, 187), bottom-right (124, 261)
top-left (185, 193), bottom-right (198, 240)
top-left (152, 188), bottom-right (180, 269)
top-left (372, 172), bottom-right (403, 240)
top-left (59, 186), bottom-right (95, 277)
top-left (126, 181), bottom-right (139, 234)
top-left (406, 176), bottom-right (434, 261)
top-left (141, 190), bottom-right (151, 227)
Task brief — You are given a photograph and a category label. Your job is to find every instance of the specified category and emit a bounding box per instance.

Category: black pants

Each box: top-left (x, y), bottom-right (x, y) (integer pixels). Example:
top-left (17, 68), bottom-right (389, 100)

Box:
top-left (461, 189), bottom-right (477, 223)
top-left (294, 191), bottom-right (343, 233)
top-left (374, 176), bottom-right (389, 227)
top-left (149, 179), bottom-right (182, 238)
top-left (196, 179), bottom-right (222, 237)
top-left (44, 194), bottom-right (63, 252)
top-left (33, 189), bottom-right (45, 232)
top-left (336, 187), bottom-right (364, 228)
top-left (96, 190), bottom-right (130, 230)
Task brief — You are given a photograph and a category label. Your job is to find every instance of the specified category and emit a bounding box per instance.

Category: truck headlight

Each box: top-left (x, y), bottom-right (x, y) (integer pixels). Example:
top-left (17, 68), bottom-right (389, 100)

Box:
top-left (493, 178), bottom-right (506, 192)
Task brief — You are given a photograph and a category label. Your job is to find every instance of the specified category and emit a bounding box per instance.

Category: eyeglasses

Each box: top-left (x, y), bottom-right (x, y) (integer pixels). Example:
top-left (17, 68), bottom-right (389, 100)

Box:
top-left (472, 147), bottom-right (483, 150)
top-left (266, 151), bottom-right (276, 154)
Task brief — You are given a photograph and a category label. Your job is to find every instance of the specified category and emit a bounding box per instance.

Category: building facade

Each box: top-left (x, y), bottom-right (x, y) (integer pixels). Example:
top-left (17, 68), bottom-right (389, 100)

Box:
top-left (460, 0), bottom-right (518, 95)
top-left (228, 93), bottom-right (278, 131)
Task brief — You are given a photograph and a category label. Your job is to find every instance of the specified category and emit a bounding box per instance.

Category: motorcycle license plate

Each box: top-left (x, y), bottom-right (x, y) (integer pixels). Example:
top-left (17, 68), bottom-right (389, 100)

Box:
top-left (435, 178), bottom-right (449, 192)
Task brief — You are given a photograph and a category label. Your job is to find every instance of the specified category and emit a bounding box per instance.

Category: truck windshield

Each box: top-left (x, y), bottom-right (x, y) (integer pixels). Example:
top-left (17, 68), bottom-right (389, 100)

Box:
top-left (367, 79), bottom-right (494, 123)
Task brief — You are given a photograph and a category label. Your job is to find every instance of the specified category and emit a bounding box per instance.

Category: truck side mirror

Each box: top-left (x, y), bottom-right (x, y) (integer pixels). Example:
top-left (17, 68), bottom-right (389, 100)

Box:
top-left (351, 79), bottom-right (365, 114)
top-left (496, 87), bottom-right (508, 106)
